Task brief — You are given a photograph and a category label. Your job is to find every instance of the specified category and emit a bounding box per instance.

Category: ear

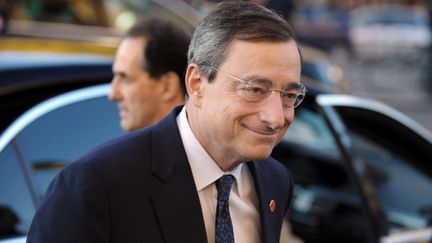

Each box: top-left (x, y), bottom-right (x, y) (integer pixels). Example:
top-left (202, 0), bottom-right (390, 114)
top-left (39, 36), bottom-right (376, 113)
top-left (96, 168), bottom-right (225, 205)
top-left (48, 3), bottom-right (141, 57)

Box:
top-left (158, 71), bottom-right (183, 102)
top-left (185, 63), bottom-right (205, 107)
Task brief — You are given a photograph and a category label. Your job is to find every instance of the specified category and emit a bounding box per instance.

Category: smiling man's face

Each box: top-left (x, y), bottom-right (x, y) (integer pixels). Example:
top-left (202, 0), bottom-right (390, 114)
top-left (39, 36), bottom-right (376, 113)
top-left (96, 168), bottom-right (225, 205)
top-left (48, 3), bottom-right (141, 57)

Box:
top-left (189, 39), bottom-right (301, 170)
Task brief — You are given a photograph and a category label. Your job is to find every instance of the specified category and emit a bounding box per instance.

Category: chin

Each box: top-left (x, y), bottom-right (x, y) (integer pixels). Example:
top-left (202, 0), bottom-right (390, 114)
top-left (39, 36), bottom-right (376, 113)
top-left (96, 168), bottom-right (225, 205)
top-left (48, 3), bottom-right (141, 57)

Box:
top-left (120, 122), bottom-right (133, 132)
top-left (243, 146), bottom-right (273, 161)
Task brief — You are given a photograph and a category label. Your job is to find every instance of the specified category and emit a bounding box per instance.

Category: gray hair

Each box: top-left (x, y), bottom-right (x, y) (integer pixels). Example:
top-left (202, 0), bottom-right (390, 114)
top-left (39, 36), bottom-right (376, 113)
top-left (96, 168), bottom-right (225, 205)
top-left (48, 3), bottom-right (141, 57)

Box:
top-left (187, 1), bottom-right (297, 82)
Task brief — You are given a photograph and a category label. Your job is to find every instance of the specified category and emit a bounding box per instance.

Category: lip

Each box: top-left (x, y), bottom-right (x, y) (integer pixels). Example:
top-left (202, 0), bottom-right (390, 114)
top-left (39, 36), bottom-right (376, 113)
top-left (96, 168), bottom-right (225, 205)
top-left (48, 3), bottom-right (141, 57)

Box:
top-left (243, 124), bottom-right (279, 139)
top-left (118, 106), bottom-right (127, 118)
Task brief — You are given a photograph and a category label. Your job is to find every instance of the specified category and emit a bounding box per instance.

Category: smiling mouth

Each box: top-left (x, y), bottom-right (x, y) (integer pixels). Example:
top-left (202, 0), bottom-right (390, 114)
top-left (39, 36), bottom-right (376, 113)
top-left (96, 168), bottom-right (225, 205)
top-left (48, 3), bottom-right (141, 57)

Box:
top-left (245, 124), bottom-right (280, 137)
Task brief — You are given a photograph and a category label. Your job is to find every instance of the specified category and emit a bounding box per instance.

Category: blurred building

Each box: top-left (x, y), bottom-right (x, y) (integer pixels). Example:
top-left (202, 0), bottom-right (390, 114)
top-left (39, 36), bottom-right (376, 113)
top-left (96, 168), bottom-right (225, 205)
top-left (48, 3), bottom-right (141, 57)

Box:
top-left (293, 0), bottom-right (430, 11)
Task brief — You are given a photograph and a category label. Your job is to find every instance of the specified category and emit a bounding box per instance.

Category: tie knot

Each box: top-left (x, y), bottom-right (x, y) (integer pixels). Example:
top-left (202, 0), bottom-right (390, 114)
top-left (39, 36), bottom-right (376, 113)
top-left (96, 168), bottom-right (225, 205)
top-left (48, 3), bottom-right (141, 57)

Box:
top-left (216, 175), bottom-right (234, 203)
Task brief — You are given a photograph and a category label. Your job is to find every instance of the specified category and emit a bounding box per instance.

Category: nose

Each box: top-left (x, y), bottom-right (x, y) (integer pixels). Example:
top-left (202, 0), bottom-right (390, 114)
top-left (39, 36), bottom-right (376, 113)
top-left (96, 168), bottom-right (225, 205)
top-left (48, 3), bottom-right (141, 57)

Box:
top-left (108, 77), bottom-right (122, 101)
top-left (259, 92), bottom-right (291, 130)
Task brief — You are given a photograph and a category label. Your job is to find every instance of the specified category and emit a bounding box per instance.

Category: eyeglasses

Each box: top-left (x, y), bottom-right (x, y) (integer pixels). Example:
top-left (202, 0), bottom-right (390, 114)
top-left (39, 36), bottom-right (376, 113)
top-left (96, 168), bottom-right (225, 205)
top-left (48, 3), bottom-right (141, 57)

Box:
top-left (210, 67), bottom-right (306, 109)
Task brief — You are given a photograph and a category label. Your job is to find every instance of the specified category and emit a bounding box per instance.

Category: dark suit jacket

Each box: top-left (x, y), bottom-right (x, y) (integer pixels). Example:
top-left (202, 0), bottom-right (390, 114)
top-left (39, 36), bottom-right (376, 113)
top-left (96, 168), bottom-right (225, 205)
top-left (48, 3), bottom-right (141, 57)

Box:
top-left (27, 106), bottom-right (293, 243)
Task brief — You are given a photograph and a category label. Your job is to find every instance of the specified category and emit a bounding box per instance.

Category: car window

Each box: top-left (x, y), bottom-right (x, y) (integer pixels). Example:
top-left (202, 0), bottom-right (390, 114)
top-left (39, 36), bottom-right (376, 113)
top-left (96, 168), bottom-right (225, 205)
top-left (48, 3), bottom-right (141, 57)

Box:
top-left (0, 144), bottom-right (34, 238)
top-left (14, 95), bottom-right (123, 197)
top-left (284, 108), bottom-right (339, 154)
top-left (350, 131), bottom-right (432, 229)
top-left (0, 236), bottom-right (26, 243)
top-left (272, 102), bottom-right (372, 243)
top-left (335, 106), bottom-right (432, 231)
top-left (0, 85), bottom-right (124, 237)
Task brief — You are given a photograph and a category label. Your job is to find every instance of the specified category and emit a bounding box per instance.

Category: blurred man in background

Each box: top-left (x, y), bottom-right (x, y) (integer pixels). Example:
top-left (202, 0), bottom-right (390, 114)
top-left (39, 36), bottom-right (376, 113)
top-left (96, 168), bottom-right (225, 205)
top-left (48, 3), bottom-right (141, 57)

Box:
top-left (109, 17), bottom-right (191, 131)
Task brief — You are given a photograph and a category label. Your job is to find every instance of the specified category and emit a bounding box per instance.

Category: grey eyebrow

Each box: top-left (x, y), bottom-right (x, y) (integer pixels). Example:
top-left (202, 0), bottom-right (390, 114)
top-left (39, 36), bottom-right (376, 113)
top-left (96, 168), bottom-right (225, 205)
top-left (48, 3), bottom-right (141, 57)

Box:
top-left (212, 66), bottom-right (269, 85)
top-left (211, 66), bottom-right (305, 91)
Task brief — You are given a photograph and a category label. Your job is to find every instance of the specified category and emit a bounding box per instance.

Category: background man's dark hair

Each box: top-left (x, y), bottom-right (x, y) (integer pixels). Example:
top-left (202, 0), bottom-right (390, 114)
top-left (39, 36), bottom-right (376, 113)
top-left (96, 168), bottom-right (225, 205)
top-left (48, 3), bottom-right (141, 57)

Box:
top-left (188, 1), bottom-right (297, 82)
top-left (125, 17), bottom-right (191, 95)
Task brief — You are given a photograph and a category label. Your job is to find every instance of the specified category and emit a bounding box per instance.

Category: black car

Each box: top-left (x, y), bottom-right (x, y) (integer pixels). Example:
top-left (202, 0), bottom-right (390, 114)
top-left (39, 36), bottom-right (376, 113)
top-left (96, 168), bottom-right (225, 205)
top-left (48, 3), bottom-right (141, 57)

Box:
top-left (1, 52), bottom-right (431, 243)
top-left (0, 51), bottom-right (113, 133)
top-left (273, 93), bottom-right (432, 242)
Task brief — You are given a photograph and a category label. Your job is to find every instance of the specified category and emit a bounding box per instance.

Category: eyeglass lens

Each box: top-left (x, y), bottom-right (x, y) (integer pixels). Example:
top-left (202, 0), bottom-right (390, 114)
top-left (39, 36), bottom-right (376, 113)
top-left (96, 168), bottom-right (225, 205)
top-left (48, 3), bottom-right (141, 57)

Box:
top-left (238, 79), bottom-right (305, 108)
top-left (210, 66), bottom-right (306, 108)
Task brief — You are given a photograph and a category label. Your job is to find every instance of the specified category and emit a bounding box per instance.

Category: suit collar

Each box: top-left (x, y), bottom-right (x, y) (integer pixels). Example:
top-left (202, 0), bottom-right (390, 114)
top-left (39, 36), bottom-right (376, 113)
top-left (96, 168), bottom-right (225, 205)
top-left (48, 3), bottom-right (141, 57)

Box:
top-left (150, 106), bottom-right (184, 182)
top-left (149, 106), bottom-right (285, 243)
top-left (150, 106), bottom-right (208, 243)
top-left (248, 161), bottom-right (286, 243)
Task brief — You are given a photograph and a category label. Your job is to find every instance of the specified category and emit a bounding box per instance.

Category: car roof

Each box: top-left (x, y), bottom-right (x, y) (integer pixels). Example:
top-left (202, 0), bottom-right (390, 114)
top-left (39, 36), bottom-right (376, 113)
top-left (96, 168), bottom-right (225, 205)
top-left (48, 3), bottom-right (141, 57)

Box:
top-left (0, 51), bottom-right (113, 95)
top-left (0, 52), bottom-right (112, 70)
top-left (0, 51), bottom-right (114, 133)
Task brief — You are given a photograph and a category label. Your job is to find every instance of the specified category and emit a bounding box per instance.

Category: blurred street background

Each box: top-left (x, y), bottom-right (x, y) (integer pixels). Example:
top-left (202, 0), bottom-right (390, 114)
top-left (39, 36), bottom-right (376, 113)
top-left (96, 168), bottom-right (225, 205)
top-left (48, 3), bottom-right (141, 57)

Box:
top-left (1, 0), bottom-right (431, 130)
top-left (1, 1), bottom-right (432, 242)
top-left (330, 45), bottom-right (432, 131)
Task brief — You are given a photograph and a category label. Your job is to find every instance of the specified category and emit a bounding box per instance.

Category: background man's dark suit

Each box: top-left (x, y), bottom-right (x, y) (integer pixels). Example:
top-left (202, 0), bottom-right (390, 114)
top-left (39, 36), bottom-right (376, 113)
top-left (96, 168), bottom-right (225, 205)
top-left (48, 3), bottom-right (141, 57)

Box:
top-left (27, 106), bottom-right (293, 243)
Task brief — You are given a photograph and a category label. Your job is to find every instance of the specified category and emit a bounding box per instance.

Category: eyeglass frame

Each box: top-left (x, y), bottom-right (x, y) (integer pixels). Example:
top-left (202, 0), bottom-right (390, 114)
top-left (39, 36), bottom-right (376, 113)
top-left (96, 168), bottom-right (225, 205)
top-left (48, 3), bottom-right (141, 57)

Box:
top-left (209, 66), bottom-right (307, 109)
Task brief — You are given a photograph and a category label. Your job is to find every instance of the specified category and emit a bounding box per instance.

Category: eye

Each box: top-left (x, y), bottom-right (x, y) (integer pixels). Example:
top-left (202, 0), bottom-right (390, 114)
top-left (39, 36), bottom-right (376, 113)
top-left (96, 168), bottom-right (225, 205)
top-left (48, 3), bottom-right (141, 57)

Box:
top-left (245, 85), bottom-right (267, 94)
top-left (248, 80), bottom-right (271, 93)
top-left (282, 91), bottom-right (298, 100)
top-left (238, 80), bottom-right (271, 102)
top-left (280, 91), bottom-right (299, 106)
top-left (117, 75), bottom-right (133, 84)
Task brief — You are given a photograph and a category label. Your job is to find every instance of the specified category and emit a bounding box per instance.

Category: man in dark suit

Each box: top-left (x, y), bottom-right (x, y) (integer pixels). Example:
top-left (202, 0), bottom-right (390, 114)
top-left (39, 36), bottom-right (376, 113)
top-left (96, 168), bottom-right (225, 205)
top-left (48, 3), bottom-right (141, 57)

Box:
top-left (27, 2), bottom-right (305, 243)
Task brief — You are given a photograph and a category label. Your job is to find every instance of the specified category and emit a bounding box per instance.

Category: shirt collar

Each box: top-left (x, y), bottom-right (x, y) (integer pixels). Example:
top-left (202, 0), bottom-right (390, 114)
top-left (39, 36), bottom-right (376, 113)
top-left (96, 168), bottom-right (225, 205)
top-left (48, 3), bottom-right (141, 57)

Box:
top-left (176, 107), bottom-right (244, 194)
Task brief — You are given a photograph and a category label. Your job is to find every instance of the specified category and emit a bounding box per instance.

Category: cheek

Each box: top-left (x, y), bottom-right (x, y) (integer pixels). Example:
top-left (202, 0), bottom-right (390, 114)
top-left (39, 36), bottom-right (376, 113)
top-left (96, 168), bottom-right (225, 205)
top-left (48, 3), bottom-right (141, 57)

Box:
top-left (202, 84), bottom-right (245, 129)
top-left (128, 83), bottom-right (150, 102)
top-left (220, 103), bottom-right (254, 139)
top-left (203, 86), bottom-right (235, 112)
top-left (122, 85), bottom-right (136, 100)
top-left (220, 96), bottom-right (245, 119)
top-left (285, 109), bottom-right (295, 125)
top-left (203, 100), bottom-right (238, 136)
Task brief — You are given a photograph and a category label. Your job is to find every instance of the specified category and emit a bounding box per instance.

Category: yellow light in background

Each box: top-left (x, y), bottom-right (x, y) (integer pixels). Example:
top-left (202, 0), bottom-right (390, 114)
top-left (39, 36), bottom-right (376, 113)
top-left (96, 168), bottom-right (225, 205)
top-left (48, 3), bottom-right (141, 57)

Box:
top-left (114, 11), bottom-right (136, 31)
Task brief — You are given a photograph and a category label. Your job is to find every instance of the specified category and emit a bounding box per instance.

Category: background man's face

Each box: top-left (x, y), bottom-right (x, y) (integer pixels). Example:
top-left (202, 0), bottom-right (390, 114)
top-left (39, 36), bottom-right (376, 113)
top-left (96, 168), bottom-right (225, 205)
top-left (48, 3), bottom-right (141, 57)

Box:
top-left (109, 37), bottom-right (163, 131)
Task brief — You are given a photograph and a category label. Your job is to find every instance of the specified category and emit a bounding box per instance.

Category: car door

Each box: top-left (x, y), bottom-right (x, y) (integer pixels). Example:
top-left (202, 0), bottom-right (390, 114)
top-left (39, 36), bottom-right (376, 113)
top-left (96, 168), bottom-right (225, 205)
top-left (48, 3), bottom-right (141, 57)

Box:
top-left (273, 94), bottom-right (377, 243)
top-left (316, 94), bottom-right (432, 243)
top-left (274, 93), bottom-right (432, 243)
top-left (0, 84), bottom-right (123, 241)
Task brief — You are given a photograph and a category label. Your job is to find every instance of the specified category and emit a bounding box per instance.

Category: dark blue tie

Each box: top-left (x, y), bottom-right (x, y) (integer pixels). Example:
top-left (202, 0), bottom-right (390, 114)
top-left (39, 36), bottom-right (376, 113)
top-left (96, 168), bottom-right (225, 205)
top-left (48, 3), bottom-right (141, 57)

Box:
top-left (215, 175), bottom-right (235, 243)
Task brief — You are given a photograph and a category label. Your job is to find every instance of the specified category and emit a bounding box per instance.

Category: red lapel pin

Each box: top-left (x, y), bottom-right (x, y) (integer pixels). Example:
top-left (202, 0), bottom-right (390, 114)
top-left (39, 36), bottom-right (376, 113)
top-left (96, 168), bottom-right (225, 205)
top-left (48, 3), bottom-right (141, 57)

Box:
top-left (269, 200), bottom-right (276, 213)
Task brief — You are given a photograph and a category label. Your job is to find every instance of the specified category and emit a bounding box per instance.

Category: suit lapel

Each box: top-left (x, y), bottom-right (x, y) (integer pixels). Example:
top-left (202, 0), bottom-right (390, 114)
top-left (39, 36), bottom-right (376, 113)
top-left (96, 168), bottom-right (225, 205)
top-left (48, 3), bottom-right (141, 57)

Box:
top-left (248, 161), bottom-right (285, 243)
top-left (150, 106), bottom-right (207, 243)
top-left (151, 175), bottom-right (207, 243)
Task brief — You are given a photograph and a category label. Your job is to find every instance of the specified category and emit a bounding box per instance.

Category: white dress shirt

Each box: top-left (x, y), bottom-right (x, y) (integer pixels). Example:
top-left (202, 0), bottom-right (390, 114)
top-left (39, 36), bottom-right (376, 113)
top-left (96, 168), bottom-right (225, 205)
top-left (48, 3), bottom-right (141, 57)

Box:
top-left (176, 107), bottom-right (300, 243)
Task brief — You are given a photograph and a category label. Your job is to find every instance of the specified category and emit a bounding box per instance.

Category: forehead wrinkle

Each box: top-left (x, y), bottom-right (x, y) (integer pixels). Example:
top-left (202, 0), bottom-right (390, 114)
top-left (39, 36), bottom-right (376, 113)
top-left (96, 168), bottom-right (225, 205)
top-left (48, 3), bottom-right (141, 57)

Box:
top-left (219, 40), bottom-right (301, 88)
